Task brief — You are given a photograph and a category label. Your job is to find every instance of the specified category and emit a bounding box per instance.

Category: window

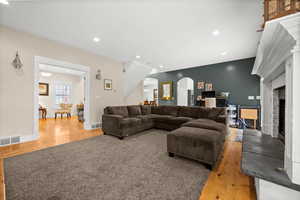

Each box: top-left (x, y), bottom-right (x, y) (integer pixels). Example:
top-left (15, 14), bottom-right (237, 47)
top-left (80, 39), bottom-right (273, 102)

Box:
top-left (55, 83), bottom-right (71, 105)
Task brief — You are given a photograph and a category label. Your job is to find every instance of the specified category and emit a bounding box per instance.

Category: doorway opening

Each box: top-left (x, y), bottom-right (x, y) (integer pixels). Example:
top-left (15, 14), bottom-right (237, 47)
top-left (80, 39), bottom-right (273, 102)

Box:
top-left (34, 56), bottom-right (91, 138)
top-left (143, 78), bottom-right (159, 105)
top-left (177, 77), bottom-right (194, 106)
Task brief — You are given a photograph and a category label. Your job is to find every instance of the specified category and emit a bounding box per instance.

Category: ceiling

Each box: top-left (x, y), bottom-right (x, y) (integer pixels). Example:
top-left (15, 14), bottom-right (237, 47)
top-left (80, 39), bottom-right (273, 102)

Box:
top-left (0, 0), bottom-right (263, 72)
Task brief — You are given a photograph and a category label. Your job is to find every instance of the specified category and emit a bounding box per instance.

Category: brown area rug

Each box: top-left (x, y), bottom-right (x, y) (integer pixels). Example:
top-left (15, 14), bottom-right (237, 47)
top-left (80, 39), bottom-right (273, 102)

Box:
top-left (4, 129), bottom-right (209, 200)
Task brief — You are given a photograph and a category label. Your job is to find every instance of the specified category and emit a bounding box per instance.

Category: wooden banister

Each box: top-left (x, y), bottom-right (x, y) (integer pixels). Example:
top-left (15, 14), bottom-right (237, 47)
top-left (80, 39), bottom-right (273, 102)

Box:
top-left (263, 0), bottom-right (300, 28)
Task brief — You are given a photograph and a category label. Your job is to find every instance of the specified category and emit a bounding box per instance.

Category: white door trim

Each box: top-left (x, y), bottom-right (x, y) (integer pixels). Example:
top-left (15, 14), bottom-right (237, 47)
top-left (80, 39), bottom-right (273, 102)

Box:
top-left (34, 56), bottom-right (92, 136)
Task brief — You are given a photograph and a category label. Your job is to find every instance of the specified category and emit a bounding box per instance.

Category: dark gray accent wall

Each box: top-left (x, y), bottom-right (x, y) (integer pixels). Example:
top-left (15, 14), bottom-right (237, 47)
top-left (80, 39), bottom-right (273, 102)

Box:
top-left (150, 57), bottom-right (260, 106)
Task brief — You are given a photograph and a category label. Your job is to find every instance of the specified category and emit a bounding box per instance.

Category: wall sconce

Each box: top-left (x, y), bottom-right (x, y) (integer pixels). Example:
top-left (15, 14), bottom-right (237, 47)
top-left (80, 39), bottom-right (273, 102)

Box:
top-left (12, 51), bottom-right (23, 70)
top-left (96, 69), bottom-right (102, 80)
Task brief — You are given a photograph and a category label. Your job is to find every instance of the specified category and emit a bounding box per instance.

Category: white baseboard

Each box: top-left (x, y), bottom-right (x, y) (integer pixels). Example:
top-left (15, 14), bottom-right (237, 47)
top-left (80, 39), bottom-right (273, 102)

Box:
top-left (84, 122), bottom-right (102, 130)
top-left (21, 132), bottom-right (40, 143)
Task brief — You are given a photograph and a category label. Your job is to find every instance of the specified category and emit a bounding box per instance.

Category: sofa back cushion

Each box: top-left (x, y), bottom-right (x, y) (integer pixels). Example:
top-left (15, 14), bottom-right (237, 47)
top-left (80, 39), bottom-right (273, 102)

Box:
top-left (178, 106), bottom-right (201, 118)
top-left (127, 105), bottom-right (142, 117)
top-left (162, 106), bottom-right (178, 116)
top-left (178, 107), bottom-right (226, 120)
top-left (141, 105), bottom-right (151, 115)
top-left (197, 107), bottom-right (210, 119)
top-left (207, 107), bottom-right (225, 120)
top-left (151, 106), bottom-right (178, 116)
top-left (107, 106), bottom-right (129, 117)
top-left (151, 106), bottom-right (163, 115)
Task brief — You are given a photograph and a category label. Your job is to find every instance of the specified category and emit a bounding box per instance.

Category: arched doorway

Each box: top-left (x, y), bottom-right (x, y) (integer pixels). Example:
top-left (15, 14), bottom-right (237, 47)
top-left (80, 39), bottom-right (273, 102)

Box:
top-left (177, 77), bottom-right (194, 106)
top-left (143, 78), bottom-right (159, 105)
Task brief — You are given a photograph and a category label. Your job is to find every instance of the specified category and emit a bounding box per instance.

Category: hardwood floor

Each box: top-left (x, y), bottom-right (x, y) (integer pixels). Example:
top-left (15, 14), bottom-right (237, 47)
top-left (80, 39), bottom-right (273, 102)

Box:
top-left (199, 128), bottom-right (256, 200)
top-left (0, 118), bottom-right (256, 200)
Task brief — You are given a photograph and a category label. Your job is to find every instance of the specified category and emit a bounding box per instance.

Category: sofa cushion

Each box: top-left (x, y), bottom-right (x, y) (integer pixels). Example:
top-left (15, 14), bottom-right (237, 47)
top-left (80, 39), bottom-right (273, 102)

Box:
top-left (207, 108), bottom-right (225, 120)
top-left (107, 106), bottom-right (129, 117)
top-left (127, 105), bottom-right (142, 117)
top-left (120, 117), bottom-right (142, 128)
top-left (161, 106), bottom-right (178, 116)
top-left (151, 115), bottom-right (174, 122)
top-left (182, 119), bottom-right (226, 133)
top-left (151, 106), bottom-right (164, 115)
top-left (197, 107), bottom-right (210, 119)
top-left (178, 106), bottom-right (201, 118)
top-left (168, 117), bottom-right (193, 125)
top-left (151, 106), bottom-right (178, 116)
top-left (136, 115), bottom-right (154, 123)
top-left (141, 105), bottom-right (151, 115)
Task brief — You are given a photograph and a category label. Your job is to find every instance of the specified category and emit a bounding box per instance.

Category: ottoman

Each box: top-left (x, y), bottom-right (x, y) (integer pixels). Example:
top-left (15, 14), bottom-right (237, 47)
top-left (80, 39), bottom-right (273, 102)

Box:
top-left (167, 126), bottom-right (225, 169)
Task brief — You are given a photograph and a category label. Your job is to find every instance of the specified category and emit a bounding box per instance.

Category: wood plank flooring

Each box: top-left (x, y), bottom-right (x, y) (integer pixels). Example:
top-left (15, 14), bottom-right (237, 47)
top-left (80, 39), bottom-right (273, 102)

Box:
top-left (199, 128), bottom-right (256, 200)
top-left (0, 118), bottom-right (256, 200)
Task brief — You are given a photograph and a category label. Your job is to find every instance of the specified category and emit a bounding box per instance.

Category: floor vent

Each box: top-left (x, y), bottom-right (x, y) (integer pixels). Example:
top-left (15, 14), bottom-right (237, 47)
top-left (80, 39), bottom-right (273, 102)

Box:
top-left (91, 123), bottom-right (101, 129)
top-left (0, 136), bottom-right (21, 146)
top-left (0, 138), bottom-right (11, 146)
top-left (11, 136), bottom-right (21, 144)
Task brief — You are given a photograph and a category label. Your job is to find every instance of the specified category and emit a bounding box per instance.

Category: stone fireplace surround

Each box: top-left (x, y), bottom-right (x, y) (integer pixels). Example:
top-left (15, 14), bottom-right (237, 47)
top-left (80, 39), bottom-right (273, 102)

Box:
top-left (252, 13), bottom-right (300, 199)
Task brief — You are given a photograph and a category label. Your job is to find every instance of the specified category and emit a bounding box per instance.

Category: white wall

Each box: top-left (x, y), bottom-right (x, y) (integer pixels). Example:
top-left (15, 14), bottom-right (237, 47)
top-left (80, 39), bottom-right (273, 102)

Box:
top-left (39, 72), bottom-right (84, 118)
top-left (177, 77), bottom-right (194, 106)
top-left (255, 178), bottom-right (300, 200)
top-left (143, 84), bottom-right (157, 101)
top-left (124, 81), bottom-right (144, 105)
top-left (0, 25), bottom-right (125, 138)
top-left (143, 78), bottom-right (158, 102)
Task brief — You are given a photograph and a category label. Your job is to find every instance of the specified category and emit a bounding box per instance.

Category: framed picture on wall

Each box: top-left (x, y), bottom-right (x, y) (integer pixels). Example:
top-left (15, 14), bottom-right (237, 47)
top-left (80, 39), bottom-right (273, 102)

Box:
top-left (160, 81), bottom-right (173, 100)
top-left (205, 83), bottom-right (213, 91)
top-left (39, 82), bottom-right (49, 96)
top-left (104, 79), bottom-right (112, 90)
top-left (197, 81), bottom-right (205, 89)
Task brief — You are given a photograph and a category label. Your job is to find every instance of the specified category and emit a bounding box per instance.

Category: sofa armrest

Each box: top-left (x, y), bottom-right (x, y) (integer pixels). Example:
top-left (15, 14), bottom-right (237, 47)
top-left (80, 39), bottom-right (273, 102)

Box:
top-left (102, 114), bottom-right (124, 129)
top-left (215, 115), bottom-right (227, 125)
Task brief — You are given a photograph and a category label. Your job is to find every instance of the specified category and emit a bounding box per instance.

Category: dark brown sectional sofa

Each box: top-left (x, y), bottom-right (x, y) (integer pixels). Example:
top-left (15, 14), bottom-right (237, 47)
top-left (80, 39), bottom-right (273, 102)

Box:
top-left (102, 105), bottom-right (227, 168)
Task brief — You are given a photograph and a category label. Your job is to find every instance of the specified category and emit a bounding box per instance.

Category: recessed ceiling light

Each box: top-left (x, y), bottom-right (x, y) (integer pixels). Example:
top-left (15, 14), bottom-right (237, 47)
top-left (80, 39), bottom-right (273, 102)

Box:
top-left (41, 72), bottom-right (52, 77)
top-left (136, 55), bottom-right (141, 59)
top-left (221, 51), bottom-right (227, 56)
top-left (93, 37), bottom-right (100, 43)
top-left (0, 0), bottom-right (9, 5)
top-left (212, 30), bottom-right (220, 36)
top-left (159, 65), bottom-right (164, 68)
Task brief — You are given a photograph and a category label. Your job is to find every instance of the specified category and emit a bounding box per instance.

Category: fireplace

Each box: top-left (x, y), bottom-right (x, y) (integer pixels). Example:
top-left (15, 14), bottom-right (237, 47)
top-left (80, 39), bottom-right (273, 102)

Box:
top-left (279, 99), bottom-right (285, 143)
top-left (273, 86), bottom-right (285, 143)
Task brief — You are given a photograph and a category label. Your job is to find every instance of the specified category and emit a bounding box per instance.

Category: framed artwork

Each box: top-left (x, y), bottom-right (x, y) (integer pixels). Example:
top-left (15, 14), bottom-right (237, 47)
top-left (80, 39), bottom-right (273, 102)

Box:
top-left (104, 79), bottom-right (112, 90)
top-left (160, 81), bottom-right (173, 100)
top-left (197, 81), bottom-right (205, 89)
top-left (39, 82), bottom-right (49, 96)
top-left (205, 83), bottom-right (213, 91)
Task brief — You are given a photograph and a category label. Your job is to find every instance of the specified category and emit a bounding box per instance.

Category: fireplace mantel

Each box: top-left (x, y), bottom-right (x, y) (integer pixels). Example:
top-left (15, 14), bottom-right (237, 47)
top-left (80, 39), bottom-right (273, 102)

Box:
top-left (251, 12), bottom-right (300, 200)
top-left (252, 13), bottom-right (300, 81)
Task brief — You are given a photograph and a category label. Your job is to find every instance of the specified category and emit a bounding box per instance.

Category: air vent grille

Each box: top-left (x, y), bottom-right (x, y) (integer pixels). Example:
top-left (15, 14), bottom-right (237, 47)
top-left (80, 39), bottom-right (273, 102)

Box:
top-left (0, 136), bottom-right (21, 146)
top-left (11, 136), bottom-right (21, 144)
top-left (91, 123), bottom-right (101, 129)
top-left (0, 138), bottom-right (10, 146)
